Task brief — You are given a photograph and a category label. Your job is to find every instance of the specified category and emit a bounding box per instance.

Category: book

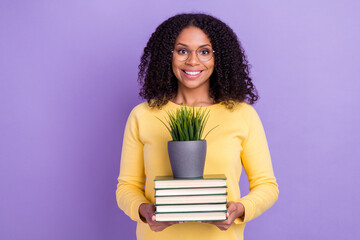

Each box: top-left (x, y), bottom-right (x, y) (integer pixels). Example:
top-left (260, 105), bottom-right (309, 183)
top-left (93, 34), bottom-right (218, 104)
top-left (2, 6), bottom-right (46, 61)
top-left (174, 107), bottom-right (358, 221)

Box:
top-left (155, 187), bottom-right (227, 197)
top-left (155, 211), bottom-right (227, 222)
top-left (154, 174), bottom-right (227, 189)
top-left (155, 194), bottom-right (227, 205)
top-left (155, 203), bottom-right (227, 213)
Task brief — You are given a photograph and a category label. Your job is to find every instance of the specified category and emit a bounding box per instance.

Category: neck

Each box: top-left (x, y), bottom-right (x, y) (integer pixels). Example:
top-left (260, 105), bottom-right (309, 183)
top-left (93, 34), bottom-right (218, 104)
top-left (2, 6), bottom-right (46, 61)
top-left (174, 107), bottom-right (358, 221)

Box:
top-left (172, 87), bottom-right (215, 107)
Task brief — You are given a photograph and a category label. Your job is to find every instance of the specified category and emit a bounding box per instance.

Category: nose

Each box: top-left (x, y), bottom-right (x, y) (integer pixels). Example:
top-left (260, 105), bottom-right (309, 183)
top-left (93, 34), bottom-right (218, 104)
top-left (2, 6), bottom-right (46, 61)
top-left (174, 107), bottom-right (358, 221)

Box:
top-left (185, 50), bottom-right (200, 65)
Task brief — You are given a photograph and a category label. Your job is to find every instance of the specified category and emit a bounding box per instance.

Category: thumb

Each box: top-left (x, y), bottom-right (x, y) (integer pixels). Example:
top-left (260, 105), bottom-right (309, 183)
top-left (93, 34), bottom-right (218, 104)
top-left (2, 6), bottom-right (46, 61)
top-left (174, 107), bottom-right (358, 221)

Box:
top-left (227, 201), bottom-right (237, 214)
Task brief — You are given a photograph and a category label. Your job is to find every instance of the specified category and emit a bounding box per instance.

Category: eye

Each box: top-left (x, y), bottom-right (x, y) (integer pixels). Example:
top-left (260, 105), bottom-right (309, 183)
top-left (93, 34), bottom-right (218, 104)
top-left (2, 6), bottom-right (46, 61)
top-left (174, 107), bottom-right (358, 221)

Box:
top-left (199, 48), bottom-right (210, 55)
top-left (177, 49), bottom-right (188, 55)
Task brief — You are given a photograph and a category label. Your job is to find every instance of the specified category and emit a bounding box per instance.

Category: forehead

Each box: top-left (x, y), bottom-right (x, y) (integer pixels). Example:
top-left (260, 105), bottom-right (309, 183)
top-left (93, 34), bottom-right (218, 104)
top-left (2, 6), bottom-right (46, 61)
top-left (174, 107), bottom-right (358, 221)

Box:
top-left (175, 26), bottom-right (211, 47)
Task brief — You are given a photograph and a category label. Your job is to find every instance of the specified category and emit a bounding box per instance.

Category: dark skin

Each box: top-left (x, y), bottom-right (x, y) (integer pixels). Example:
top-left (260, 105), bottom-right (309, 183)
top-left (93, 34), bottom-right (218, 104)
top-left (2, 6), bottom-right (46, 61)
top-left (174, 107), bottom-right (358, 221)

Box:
top-left (139, 203), bottom-right (179, 232)
top-left (139, 26), bottom-right (246, 232)
top-left (202, 201), bottom-right (245, 231)
top-left (139, 201), bottom-right (245, 231)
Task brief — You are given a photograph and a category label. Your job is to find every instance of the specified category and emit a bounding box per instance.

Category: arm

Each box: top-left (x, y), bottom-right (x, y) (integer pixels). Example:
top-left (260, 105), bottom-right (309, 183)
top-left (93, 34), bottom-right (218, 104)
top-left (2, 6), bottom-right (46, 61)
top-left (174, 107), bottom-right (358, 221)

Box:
top-left (116, 108), bottom-right (180, 230)
top-left (138, 203), bottom-right (180, 231)
top-left (116, 109), bottom-right (150, 222)
top-left (237, 105), bottom-right (279, 223)
top-left (205, 105), bottom-right (279, 229)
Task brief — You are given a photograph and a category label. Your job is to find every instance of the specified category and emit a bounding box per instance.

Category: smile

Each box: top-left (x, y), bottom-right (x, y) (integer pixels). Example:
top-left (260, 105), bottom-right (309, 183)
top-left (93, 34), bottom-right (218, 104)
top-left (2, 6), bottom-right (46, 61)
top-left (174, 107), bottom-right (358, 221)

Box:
top-left (181, 70), bottom-right (204, 79)
top-left (183, 70), bottom-right (203, 75)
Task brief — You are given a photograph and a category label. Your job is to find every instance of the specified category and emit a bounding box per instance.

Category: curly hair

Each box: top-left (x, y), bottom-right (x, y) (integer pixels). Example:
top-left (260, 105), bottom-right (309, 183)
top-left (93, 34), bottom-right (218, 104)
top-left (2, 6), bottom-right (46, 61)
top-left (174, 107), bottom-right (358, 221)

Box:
top-left (138, 13), bottom-right (259, 109)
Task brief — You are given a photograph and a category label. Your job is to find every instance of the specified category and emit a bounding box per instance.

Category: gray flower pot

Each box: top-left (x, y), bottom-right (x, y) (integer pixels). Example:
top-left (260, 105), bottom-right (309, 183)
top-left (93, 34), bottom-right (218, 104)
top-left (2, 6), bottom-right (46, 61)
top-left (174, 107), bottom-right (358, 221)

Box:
top-left (167, 140), bottom-right (207, 179)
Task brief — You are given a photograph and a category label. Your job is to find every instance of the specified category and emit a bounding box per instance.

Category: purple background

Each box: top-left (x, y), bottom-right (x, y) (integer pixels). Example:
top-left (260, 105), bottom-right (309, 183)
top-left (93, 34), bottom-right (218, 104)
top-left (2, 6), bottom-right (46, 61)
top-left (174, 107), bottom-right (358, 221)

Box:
top-left (1, 0), bottom-right (359, 239)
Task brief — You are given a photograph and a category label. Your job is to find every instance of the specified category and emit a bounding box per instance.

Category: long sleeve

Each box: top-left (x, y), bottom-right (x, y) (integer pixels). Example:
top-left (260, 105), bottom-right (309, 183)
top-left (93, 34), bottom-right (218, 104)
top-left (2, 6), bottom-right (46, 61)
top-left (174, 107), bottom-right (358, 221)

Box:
top-left (115, 101), bottom-right (278, 240)
top-left (116, 109), bottom-right (150, 222)
top-left (237, 106), bottom-right (279, 223)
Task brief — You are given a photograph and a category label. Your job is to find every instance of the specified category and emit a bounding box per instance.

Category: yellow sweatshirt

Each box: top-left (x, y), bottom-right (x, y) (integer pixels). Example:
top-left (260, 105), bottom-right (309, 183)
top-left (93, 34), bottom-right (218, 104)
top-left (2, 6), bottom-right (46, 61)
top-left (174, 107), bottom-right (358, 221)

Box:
top-left (116, 101), bottom-right (279, 240)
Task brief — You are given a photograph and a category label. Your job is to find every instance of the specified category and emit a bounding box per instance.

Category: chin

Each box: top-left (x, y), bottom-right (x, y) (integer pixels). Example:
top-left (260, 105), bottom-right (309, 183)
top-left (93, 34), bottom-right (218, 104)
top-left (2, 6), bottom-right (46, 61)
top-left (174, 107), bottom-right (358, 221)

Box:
top-left (180, 80), bottom-right (209, 90)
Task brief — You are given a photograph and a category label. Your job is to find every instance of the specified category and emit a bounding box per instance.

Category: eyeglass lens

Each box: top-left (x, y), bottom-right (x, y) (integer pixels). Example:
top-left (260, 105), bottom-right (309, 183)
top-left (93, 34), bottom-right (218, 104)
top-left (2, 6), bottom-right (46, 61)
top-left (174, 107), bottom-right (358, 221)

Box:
top-left (173, 46), bottom-right (214, 62)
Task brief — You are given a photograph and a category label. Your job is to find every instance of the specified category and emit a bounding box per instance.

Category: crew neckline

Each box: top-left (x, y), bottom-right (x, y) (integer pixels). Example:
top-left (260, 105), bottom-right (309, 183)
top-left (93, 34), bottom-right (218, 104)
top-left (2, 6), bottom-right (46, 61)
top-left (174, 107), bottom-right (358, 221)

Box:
top-left (167, 100), bottom-right (221, 108)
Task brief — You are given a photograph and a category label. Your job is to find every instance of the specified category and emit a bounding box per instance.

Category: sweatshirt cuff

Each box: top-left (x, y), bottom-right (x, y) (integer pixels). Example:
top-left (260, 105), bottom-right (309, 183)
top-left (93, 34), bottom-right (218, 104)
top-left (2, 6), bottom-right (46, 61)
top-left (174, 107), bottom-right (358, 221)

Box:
top-left (131, 199), bottom-right (151, 223)
top-left (235, 198), bottom-right (255, 224)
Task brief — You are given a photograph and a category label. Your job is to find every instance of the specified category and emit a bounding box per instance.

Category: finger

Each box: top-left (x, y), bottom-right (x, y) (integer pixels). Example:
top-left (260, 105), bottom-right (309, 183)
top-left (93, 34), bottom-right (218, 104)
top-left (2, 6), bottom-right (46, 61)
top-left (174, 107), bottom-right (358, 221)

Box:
top-left (226, 202), bottom-right (237, 215)
top-left (200, 220), bottom-right (213, 224)
top-left (151, 221), bottom-right (177, 232)
top-left (219, 226), bottom-right (229, 231)
top-left (201, 220), bottom-right (225, 225)
top-left (154, 221), bottom-right (178, 227)
top-left (161, 221), bottom-right (179, 227)
top-left (203, 218), bottom-right (232, 226)
top-left (226, 201), bottom-right (234, 208)
top-left (202, 222), bottom-right (229, 231)
top-left (168, 221), bottom-right (180, 225)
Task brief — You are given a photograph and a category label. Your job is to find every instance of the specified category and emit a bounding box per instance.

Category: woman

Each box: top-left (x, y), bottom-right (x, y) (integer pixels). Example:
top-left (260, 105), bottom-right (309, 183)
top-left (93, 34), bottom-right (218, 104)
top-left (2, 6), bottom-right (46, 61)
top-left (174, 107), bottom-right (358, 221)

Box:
top-left (116, 13), bottom-right (278, 240)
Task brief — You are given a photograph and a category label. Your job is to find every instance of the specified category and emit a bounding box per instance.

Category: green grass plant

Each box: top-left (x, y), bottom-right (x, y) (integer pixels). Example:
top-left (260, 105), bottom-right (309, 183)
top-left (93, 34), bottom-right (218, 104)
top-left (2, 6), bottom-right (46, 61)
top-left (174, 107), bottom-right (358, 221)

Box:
top-left (157, 105), bottom-right (218, 141)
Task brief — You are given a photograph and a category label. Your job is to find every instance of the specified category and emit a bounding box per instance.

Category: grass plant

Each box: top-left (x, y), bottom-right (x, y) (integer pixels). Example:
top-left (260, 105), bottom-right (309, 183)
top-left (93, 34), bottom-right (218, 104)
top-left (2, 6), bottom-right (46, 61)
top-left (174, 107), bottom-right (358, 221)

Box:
top-left (157, 105), bottom-right (218, 141)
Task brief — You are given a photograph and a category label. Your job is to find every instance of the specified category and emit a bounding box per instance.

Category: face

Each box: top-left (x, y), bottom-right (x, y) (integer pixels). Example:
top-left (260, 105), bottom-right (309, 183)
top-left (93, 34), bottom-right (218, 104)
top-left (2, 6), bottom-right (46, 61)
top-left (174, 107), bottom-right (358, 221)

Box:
top-left (172, 26), bottom-right (215, 92)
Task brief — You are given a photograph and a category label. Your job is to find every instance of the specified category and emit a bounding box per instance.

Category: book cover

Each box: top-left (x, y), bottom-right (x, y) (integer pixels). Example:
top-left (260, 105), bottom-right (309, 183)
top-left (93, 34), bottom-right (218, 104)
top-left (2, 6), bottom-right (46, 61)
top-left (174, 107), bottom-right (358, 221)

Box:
top-left (155, 193), bottom-right (227, 205)
top-left (155, 211), bottom-right (227, 222)
top-left (155, 187), bottom-right (227, 197)
top-left (155, 203), bottom-right (227, 213)
top-left (154, 174), bottom-right (227, 189)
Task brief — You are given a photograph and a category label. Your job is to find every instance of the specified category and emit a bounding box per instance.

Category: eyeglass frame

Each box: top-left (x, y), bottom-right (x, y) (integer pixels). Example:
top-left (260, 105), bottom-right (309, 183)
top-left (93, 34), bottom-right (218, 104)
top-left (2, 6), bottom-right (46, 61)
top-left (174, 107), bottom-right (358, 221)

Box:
top-left (171, 46), bottom-right (215, 62)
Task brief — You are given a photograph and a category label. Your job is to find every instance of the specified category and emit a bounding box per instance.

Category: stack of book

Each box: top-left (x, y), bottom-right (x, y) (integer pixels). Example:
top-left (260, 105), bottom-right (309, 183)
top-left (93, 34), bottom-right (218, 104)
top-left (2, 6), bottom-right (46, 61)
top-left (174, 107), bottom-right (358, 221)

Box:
top-left (154, 174), bottom-right (228, 222)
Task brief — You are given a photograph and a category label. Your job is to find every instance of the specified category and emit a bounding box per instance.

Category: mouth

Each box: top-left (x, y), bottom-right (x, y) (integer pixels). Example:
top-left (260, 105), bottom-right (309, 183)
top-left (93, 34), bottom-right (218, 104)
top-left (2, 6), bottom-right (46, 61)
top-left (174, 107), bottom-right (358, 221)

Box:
top-left (181, 70), bottom-right (204, 79)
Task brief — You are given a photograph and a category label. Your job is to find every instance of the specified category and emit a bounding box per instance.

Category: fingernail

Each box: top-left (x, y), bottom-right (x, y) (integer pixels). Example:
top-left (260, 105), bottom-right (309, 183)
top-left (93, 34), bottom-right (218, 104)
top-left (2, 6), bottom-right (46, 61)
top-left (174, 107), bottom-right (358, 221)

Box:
top-left (179, 221), bottom-right (184, 223)
top-left (198, 221), bottom-right (202, 223)
top-left (152, 215), bottom-right (156, 221)
top-left (226, 212), bottom-right (229, 217)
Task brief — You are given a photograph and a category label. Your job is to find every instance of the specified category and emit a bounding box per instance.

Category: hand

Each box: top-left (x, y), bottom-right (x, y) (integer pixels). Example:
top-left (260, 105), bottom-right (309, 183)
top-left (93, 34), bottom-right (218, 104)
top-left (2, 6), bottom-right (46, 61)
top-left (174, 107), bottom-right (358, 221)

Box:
top-left (202, 201), bottom-right (245, 231)
top-left (139, 203), bottom-right (180, 232)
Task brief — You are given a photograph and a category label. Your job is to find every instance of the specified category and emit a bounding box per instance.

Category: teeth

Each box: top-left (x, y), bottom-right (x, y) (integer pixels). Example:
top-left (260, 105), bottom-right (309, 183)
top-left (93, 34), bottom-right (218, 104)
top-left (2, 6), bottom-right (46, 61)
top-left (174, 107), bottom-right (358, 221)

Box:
top-left (185, 71), bottom-right (201, 75)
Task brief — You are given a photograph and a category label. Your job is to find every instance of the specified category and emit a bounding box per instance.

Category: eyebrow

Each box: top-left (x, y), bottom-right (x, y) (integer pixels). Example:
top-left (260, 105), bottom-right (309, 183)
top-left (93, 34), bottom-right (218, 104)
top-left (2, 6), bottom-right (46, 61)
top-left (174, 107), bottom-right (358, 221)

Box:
top-left (175, 43), bottom-right (212, 48)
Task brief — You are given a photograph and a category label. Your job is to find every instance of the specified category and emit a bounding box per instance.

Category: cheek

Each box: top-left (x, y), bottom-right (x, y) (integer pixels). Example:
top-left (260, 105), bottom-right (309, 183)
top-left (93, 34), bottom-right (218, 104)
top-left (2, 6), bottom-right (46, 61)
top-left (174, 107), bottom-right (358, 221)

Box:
top-left (171, 63), bottom-right (176, 75)
top-left (172, 60), bottom-right (179, 72)
top-left (172, 62), bottom-right (182, 80)
top-left (206, 59), bottom-right (215, 69)
top-left (207, 62), bottom-right (215, 75)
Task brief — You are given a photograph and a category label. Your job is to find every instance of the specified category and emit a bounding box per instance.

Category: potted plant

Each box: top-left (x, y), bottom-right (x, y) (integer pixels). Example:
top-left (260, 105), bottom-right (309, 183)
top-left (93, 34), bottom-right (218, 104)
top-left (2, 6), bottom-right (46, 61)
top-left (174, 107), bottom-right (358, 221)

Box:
top-left (157, 105), bottom-right (218, 178)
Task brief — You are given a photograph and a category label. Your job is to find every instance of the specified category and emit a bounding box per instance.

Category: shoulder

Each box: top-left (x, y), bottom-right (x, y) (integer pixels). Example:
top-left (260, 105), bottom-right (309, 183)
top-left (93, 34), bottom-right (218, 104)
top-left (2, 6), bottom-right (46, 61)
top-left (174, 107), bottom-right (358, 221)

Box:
top-left (224, 102), bottom-right (262, 127)
top-left (127, 101), bottom-right (165, 120)
top-left (234, 101), bottom-right (256, 111)
top-left (226, 102), bottom-right (259, 117)
top-left (129, 101), bottom-right (149, 113)
top-left (233, 102), bottom-right (265, 132)
top-left (127, 102), bottom-right (150, 119)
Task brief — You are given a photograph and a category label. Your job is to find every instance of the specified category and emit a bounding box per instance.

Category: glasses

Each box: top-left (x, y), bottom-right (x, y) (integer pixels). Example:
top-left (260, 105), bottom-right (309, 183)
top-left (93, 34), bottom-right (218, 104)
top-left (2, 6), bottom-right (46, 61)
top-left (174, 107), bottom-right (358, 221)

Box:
top-left (172, 46), bottom-right (215, 62)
